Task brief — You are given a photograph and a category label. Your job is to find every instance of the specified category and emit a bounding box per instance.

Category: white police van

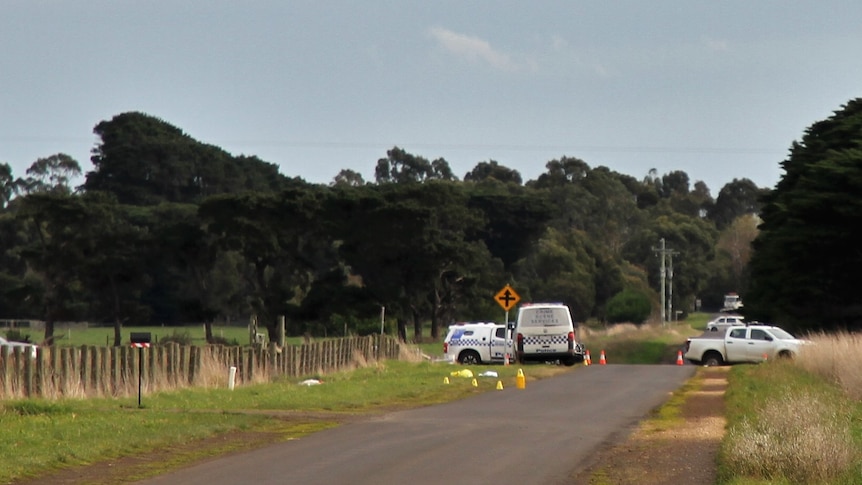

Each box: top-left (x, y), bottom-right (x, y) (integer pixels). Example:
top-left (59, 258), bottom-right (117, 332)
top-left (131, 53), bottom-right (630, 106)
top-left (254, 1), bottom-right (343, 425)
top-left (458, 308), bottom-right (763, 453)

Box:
top-left (443, 322), bottom-right (512, 365)
top-left (513, 303), bottom-right (585, 366)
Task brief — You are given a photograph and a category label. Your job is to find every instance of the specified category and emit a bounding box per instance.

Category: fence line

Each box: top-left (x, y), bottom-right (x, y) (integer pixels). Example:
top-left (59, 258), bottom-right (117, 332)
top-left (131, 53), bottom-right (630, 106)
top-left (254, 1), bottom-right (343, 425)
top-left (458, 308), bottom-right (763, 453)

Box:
top-left (0, 334), bottom-right (401, 400)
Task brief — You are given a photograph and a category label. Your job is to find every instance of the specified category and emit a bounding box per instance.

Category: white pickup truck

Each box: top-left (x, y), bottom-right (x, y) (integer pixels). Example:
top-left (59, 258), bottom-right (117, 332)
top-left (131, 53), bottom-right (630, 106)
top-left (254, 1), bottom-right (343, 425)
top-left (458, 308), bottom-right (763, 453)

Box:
top-left (684, 324), bottom-right (806, 366)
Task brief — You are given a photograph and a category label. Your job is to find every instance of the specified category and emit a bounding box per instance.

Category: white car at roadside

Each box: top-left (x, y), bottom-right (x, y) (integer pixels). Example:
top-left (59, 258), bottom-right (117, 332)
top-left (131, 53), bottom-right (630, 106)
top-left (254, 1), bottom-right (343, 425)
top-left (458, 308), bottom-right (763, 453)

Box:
top-left (0, 336), bottom-right (38, 358)
top-left (684, 324), bottom-right (806, 366)
top-left (706, 315), bottom-right (746, 331)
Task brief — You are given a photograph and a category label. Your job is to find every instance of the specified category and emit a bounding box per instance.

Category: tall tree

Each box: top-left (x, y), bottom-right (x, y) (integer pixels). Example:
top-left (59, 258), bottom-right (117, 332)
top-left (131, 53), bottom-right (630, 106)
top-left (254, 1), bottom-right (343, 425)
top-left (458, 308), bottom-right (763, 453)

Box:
top-left (147, 203), bottom-right (243, 338)
top-left (622, 209), bottom-right (718, 317)
top-left (15, 193), bottom-right (91, 344)
top-left (374, 147), bottom-right (457, 184)
top-left (464, 160), bottom-right (523, 185)
top-left (747, 98), bottom-right (862, 330)
top-left (0, 210), bottom-right (30, 316)
top-left (528, 157), bottom-right (589, 189)
top-left (466, 184), bottom-right (553, 269)
top-left (708, 178), bottom-right (768, 229)
top-left (659, 170), bottom-right (690, 198)
top-left (1, 163), bottom-right (19, 208)
top-left (335, 182), bottom-right (490, 341)
top-left (513, 227), bottom-right (597, 321)
top-left (332, 169), bottom-right (366, 187)
top-left (77, 194), bottom-right (152, 345)
top-left (85, 112), bottom-right (286, 205)
top-left (17, 154), bottom-right (81, 195)
top-left (199, 184), bottom-right (333, 338)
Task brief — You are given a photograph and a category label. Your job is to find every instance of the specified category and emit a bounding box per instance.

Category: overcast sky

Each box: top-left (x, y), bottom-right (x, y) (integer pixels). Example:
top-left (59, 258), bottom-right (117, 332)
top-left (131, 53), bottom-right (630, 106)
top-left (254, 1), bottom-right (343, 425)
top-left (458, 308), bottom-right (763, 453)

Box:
top-left (2, 1), bottom-right (861, 194)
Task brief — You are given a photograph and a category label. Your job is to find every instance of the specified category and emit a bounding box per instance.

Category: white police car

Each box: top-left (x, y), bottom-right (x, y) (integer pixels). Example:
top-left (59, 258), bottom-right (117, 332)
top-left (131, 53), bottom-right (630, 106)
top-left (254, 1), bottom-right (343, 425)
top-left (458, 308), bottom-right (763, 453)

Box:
top-left (443, 322), bottom-right (512, 365)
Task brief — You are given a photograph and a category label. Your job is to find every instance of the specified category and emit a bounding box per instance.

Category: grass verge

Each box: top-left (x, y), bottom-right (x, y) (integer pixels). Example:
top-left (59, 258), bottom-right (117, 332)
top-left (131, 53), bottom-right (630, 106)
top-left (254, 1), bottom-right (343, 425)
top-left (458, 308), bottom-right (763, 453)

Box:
top-left (719, 360), bottom-right (862, 485)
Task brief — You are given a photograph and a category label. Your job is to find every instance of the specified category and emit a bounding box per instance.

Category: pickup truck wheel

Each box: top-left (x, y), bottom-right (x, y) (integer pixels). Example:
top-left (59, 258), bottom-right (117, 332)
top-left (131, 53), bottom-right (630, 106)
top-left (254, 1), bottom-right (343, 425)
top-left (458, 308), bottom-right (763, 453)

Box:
top-left (703, 351), bottom-right (723, 367)
top-left (458, 350), bottom-right (481, 365)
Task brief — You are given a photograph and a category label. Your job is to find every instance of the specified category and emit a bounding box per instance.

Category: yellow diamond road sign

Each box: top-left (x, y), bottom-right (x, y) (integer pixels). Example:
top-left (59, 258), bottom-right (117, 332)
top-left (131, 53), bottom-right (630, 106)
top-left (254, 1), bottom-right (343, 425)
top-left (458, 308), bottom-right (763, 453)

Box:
top-left (495, 285), bottom-right (520, 312)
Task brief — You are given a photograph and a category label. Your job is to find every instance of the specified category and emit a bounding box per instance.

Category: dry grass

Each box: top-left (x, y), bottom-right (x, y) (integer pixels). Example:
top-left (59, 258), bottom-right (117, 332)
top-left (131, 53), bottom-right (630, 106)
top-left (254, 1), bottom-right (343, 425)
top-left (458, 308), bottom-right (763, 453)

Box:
top-left (398, 344), bottom-right (428, 363)
top-left (724, 391), bottom-right (856, 483)
top-left (720, 330), bottom-right (862, 484)
top-left (796, 330), bottom-right (862, 400)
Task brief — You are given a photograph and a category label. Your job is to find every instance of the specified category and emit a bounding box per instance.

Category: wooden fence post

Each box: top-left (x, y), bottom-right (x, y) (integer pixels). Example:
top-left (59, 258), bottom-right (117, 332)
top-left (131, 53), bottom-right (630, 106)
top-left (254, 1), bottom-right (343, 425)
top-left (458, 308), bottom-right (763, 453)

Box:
top-left (0, 351), bottom-right (10, 397)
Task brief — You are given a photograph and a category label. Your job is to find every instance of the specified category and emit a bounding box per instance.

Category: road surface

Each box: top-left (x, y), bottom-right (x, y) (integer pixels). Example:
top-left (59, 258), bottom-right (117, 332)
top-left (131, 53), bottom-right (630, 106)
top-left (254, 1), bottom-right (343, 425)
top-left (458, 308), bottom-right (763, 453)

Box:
top-left (136, 364), bottom-right (695, 485)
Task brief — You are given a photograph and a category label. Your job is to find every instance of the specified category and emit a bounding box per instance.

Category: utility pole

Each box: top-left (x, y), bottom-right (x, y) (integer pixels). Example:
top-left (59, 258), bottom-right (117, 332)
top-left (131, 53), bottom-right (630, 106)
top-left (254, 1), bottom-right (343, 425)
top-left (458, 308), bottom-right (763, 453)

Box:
top-left (654, 238), bottom-right (666, 323)
top-left (667, 249), bottom-right (679, 321)
top-left (653, 238), bottom-right (680, 325)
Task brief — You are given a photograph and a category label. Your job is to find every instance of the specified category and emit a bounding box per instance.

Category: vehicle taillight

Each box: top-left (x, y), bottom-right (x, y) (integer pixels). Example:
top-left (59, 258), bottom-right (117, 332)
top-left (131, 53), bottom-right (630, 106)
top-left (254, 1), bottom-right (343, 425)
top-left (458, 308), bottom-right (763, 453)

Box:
top-left (568, 331), bottom-right (575, 350)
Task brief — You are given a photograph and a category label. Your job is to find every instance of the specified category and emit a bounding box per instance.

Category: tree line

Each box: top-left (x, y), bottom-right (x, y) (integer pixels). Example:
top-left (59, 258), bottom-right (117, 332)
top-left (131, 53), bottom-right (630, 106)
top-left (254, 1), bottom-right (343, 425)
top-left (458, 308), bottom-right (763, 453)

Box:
top-left (6, 105), bottom-right (853, 345)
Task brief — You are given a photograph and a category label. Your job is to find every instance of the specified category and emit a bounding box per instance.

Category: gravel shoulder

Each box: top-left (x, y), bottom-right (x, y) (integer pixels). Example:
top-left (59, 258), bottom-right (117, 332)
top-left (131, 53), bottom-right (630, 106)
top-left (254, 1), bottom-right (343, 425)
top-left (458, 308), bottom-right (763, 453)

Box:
top-left (572, 366), bottom-right (729, 484)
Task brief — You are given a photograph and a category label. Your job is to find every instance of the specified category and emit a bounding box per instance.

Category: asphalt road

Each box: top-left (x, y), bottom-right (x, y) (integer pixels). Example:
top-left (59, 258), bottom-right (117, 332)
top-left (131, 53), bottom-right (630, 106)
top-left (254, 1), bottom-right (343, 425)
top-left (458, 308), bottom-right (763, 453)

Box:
top-left (136, 364), bottom-right (694, 485)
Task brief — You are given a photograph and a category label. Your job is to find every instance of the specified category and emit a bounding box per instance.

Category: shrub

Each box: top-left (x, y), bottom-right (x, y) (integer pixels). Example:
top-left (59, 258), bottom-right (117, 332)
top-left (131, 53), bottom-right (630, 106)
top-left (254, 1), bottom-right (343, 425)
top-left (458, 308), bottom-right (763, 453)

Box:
top-left (605, 289), bottom-right (651, 324)
top-left (158, 330), bottom-right (193, 345)
top-left (207, 335), bottom-right (239, 346)
top-left (3, 329), bottom-right (32, 343)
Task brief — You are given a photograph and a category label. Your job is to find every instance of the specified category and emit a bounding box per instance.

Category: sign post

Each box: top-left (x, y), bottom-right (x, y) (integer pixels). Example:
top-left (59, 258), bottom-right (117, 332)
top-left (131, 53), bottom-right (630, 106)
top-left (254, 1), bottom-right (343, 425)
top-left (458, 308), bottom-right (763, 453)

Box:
top-left (494, 285), bottom-right (520, 365)
top-left (130, 332), bottom-right (152, 408)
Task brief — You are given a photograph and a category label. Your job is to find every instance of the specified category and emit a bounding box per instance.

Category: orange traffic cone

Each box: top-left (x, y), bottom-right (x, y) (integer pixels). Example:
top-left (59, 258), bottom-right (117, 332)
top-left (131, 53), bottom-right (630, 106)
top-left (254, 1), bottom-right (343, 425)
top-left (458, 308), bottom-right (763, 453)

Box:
top-left (599, 350), bottom-right (607, 365)
top-left (676, 350), bottom-right (684, 366)
top-left (584, 350), bottom-right (592, 366)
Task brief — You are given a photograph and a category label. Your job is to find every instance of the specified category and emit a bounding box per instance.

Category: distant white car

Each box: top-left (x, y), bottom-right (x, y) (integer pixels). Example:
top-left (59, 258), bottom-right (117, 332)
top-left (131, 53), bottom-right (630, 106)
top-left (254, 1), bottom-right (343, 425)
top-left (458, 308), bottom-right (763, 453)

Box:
top-left (0, 336), bottom-right (38, 358)
top-left (706, 315), bottom-right (746, 331)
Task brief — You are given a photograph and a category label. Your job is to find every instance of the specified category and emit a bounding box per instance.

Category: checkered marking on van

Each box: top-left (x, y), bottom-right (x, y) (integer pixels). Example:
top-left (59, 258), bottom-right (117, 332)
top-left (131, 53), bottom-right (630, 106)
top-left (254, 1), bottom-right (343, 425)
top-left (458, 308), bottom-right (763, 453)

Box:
top-left (522, 335), bottom-right (569, 345)
top-left (449, 338), bottom-right (482, 348)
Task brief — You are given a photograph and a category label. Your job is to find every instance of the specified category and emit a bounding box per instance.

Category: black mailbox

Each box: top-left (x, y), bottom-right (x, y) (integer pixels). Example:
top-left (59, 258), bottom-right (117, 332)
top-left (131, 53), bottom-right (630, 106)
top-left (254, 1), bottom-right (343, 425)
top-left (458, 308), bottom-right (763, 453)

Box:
top-left (130, 332), bottom-right (152, 344)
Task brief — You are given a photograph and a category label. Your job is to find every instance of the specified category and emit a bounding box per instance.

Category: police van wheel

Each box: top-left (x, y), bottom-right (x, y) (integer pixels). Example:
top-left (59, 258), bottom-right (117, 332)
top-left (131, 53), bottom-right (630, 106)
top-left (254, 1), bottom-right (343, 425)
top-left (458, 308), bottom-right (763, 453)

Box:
top-left (458, 350), bottom-right (481, 365)
top-left (562, 357), bottom-right (577, 367)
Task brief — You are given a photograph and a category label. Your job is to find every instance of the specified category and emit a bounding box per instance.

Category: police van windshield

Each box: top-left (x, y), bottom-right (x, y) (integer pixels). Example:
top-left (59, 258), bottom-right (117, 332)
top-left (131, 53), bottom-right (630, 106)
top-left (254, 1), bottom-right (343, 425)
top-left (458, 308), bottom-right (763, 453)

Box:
top-left (519, 308), bottom-right (569, 327)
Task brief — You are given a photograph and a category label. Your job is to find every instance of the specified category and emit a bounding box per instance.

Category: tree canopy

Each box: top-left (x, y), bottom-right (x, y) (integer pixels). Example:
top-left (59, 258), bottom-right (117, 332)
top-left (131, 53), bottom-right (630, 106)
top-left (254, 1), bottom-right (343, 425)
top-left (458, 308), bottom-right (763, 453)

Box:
top-left (84, 112), bottom-right (287, 205)
top-left (747, 98), bottom-right (862, 331)
top-left (9, 105), bottom-right (835, 343)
